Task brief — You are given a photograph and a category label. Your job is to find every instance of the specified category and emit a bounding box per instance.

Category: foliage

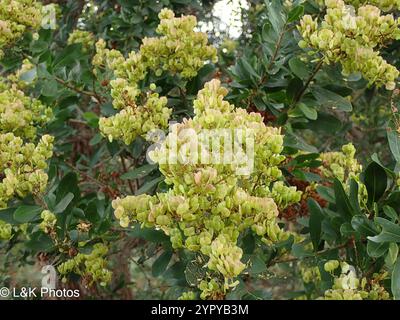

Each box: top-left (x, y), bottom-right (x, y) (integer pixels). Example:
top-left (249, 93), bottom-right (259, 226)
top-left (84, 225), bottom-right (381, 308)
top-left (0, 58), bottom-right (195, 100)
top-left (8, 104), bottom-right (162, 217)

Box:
top-left (1, 0), bottom-right (400, 301)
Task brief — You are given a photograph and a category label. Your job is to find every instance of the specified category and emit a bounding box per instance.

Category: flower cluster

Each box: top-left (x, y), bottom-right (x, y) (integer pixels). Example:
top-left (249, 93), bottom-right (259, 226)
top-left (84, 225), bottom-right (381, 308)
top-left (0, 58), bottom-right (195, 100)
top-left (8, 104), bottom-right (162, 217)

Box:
top-left (300, 264), bottom-right (321, 284)
top-left (298, 0), bottom-right (400, 90)
top-left (0, 82), bottom-right (52, 139)
top-left (94, 9), bottom-right (217, 145)
top-left (39, 210), bottom-right (57, 234)
top-left (58, 243), bottom-right (112, 287)
top-left (0, 0), bottom-right (43, 59)
top-left (112, 79), bottom-right (301, 298)
top-left (178, 291), bottom-right (197, 300)
top-left (336, 0), bottom-right (400, 11)
top-left (0, 133), bottom-right (54, 208)
top-left (319, 143), bottom-right (362, 184)
top-left (198, 278), bottom-right (226, 300)
top-left (0, 220), bottom-right (12, 240)
top-left (67, 30), bottom-right (95, 53)
top-left (99, 92), bottom-right (171, 145)
top-left (324, 259), bottom-right (340, 272)
top-left (140, 8), bottom-right (218, 78)
top-left (261, 181), bottom-right (302, 210)
top-left (322, 262), bottom-right (390, 300)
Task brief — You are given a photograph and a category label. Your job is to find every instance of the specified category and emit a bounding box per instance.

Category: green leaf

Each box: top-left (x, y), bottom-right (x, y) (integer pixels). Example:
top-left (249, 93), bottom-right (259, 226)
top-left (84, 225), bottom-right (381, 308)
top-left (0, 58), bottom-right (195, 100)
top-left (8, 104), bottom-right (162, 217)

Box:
top-left (240, 58), bottom-right (261, 81)
top-left (261, 22), bottom-right (272, 42)
top-left (367, 240), bottom-right (389, 258)
top-left (54, 192), bottom-right (74, 214)
top-left (308, 198), bottom-right (324, 251)
top-left (333, 178), bottom-right (354, 220)
top-left (312, 87), bottom-right (352, 112)
top-left (267, 0), bottom-right (285, 33)
top-left (316, 185), bottom-right (335, 203)
top-left (368, 217), bottom-right (400, 243)
top-left (250, 255), bottom-right (267, 274)
top-left (26, 233), bottom-right (54, 252)
top-left (135, 176), bottom-right (164, 195)
top-left (152, 250), bottom-right (173, 277)
top-left (13, 205), bottom-right (42, 223)
top-left (284, 132), bottom-right (318, 153)
top-left (0, 207), bottom-right (17, 224)
top-left (121, 164), bottom-right (158, 180)
top-left (83, 112), bottom-right (99, 128)
top-left (288, 57), bottom-right (309, 79)
top-left (291, 242), bottom-right (313, 258)
top-left (53, 44), bottom-right (84, 68)
top-left (364, 162), bottom-right (387, 205)
top-left (57, 172), bottom-right (79, 202)
top-left (307, 112), bottom-right (342, 134)
top-left (388, 127), bottom-right (400, 163)
top-left (383, 205), bottom-right (398, 222)
top-left (287, 77), bottom-right (304, 102)
top-left (130, 225), bottom-right (169, 243)
top-left (385, 243), bottom-right (398, 266)
top-left (351, 215), bottom-right (379, 237)
top-left (392, 257), bottom-right (400, 300)
top-left (41, 80), bottom-right (58, 97)
top-left (349, 179), bottom-right (362, 215)
top-left (340, 222), bottom-right (354, 237)
top-left (298, 103), bottom-right (317, 120)
top-left (241, 231), bottom-right (255, 254)
top-left (185, 260), bottom-right (206, 287)
top-left (287, 5), bottom-right (304, 23)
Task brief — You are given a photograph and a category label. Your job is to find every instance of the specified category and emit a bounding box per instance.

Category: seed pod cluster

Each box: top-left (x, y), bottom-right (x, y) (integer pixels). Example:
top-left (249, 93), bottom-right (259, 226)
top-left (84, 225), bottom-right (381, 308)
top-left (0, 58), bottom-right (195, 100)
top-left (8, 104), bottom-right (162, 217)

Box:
top-left (299, 0), bottom-right (400, 90)
top-left (112, 79), bottom-right (302, 298)
top-left (94, 9), bottom-right (217, 145)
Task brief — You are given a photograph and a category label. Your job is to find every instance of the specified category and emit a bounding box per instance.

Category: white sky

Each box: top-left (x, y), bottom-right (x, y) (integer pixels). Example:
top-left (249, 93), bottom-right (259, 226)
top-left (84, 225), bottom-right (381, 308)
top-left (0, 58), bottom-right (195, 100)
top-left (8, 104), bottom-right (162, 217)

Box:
top-left (206, 0), bottom-right (249, 39)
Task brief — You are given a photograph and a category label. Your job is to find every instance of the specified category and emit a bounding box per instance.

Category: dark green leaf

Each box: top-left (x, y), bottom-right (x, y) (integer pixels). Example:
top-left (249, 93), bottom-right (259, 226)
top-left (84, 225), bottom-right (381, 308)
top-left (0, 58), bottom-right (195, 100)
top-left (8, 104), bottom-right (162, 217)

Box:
top-left (121, 164), bottom-right (158, 180)
top-left (287, 5), bottom-right (304, 23)
top-left (333, 178), bottom-right (354, 220)
top-left (54, 192), bottom-right (74, 214)
top-left (392, 257), bottom-right (400, 300)
top-left (288, 57), bottom-right (309, 79)
top-left (351, 215), bottom-right (379, 237)
top-left (135, 176), bottom-right (164, 195)
top-left (313, 87), bottom-right (352, 112)
top-left (388, 127), bottom-right (400, 163)
top-left (367, 240), bottom-right (389, 258)
top-left (368, 218), bottom-right (400, 243)
top-left (349, 179), bottom-right (362, 215)
top-left (385, 243), bottom-right (398, 266)
top-left (152, 250), bottom-right (173, 277)
top-left (383, 206), bottom-right (398, 222)
top-left (364, 162), bottom-right (387, 205)
top-left (13, 205), bottom-right (42, 223)
top-left (298, 103), bottom-right (317, 120)
top-left (41, 80), bottom-right (58, 97)
top-left (308, 198), bottom-right (324, 251)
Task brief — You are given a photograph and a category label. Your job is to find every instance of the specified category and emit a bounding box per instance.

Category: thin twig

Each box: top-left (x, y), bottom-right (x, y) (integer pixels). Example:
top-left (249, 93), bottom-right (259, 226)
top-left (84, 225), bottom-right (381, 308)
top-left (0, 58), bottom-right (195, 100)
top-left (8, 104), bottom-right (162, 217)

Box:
top-left (268, 242), bottom-right (349, 266)
top-left (120, 154), bottom-right (135, 194)
top-left (293, 59), bottom-right (324, 105)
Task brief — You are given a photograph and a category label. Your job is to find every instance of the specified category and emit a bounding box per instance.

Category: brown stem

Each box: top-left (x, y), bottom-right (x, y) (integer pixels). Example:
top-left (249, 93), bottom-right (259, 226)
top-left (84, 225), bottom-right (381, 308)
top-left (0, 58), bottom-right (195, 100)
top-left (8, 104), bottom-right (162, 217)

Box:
top-left (120, 154), bottom-right (135, 194)
top-left (55, 77), bottom-right (104, 102)
top-left (293, 59), bottom-right (324, 105)
top-left (268, 241), bottom-right (349, 266)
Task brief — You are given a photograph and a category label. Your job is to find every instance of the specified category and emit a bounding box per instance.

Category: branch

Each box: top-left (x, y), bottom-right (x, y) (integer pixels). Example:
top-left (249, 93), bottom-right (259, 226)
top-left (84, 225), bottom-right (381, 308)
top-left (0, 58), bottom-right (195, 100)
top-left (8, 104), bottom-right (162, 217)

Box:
top-left (120, 154), bottom-right (135, 194)
top-left (292, 59), bottom-right (324, 105)
top-left (268, 241), bottom-right (350, 267)
top-left (55, 77), bottom-right (103, 102)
